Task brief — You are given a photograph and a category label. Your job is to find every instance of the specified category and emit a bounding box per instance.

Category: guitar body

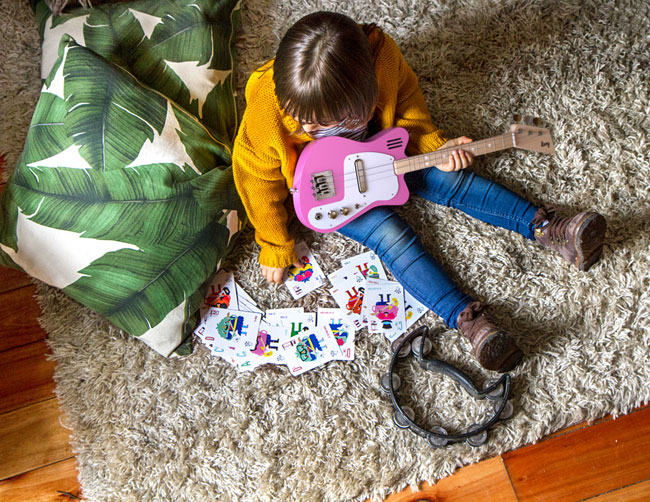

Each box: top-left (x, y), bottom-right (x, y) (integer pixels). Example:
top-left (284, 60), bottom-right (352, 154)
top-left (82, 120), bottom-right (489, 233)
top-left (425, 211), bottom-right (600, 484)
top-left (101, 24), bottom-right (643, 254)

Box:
top-left (293, 119), bottom-right (555, 233)
top-left (293, 127), bottom-right (411, 233)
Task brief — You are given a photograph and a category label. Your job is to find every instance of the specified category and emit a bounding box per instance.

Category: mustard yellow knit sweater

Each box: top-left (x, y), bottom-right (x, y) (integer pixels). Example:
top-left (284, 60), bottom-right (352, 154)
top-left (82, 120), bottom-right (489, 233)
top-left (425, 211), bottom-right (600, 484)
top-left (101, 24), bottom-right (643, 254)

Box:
top-left (232, 30), bottom-right (447, 268)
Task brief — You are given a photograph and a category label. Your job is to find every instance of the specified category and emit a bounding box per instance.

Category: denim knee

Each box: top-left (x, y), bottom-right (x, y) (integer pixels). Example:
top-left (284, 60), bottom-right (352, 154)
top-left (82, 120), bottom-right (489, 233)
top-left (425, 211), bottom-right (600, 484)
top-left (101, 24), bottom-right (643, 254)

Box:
top-left (406, 167), bottom-right (466, 206)
top-left (359, 212), bottom-right (418, 265)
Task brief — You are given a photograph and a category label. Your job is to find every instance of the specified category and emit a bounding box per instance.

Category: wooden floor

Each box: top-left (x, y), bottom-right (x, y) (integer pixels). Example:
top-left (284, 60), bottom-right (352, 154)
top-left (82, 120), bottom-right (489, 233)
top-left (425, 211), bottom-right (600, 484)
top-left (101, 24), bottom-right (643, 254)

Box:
top-left (1, 187), bottom-right (650, 501)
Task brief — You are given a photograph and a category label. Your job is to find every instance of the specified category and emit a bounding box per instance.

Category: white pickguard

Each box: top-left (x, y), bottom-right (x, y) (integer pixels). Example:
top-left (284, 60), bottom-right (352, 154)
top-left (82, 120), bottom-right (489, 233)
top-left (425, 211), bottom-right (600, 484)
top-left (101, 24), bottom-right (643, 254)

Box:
top-left (307, 151), bottom-right (398, 230)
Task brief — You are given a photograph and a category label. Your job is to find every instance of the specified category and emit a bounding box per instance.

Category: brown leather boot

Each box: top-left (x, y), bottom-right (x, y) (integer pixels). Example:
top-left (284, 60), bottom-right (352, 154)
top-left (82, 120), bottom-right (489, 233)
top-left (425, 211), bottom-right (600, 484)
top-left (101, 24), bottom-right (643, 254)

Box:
top-left (532, 206), bottom-right (606, 271)
top-left (457, 302), bottom-right (523, 372)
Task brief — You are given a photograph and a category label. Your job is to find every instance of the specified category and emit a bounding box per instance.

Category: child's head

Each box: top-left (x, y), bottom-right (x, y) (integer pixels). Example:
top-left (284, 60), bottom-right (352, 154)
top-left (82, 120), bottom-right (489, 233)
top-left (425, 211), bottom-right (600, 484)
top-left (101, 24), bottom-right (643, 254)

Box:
top-left (273, 11), bottom-right (378, 130)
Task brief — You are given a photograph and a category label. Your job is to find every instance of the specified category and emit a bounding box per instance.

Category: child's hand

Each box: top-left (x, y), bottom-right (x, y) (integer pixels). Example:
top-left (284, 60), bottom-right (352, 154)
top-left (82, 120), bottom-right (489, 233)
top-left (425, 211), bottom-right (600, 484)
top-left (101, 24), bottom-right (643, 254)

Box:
top-left (436, 136), bottom-right (474, 172)
top-left (261, 260), bottom-right (303, 284)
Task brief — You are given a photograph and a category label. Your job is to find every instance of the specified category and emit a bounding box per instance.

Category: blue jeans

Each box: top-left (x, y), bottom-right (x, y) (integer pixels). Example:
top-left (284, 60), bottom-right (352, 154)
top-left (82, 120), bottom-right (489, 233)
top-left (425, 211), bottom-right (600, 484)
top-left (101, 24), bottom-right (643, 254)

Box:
top-left (338, 167), bottom-right (539, 328)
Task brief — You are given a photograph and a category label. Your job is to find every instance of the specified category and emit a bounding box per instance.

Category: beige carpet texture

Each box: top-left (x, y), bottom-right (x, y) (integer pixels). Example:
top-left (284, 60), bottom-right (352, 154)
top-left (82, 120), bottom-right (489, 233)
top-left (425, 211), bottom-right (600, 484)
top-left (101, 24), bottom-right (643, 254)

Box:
top-left (2, 0), bottom-right (650, 501)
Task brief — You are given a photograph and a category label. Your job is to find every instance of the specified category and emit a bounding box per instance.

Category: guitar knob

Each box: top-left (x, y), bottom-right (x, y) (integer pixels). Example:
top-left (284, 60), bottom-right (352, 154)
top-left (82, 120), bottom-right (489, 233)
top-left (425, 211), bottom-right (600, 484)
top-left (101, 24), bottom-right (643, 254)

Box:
top-left (340, 207), bottom-right (350, 215)
top-left (328, 211), bottom-right (338, 219)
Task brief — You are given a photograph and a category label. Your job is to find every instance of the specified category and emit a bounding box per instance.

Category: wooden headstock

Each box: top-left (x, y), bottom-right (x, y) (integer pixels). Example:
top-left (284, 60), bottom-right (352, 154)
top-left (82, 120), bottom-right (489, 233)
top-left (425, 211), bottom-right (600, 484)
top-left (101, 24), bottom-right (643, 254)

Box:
top-left (509, 116), bottom-right (555, 155)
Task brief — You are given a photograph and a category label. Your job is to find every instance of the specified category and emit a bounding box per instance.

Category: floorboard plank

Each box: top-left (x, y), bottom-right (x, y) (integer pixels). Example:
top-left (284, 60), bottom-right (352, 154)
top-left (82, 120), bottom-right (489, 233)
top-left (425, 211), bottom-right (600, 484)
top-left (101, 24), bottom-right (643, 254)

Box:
top-left (0, 284), bottom-right (47, 352)
top-left (0, 340), bottom-right (57, 415)
top-left (0, 458), bottom-right (80, 502)
top-left (0, 266), bottom-right (32, 294)
top-left (381, 457), bottom-right (518, 502)
top-left (503, 406), bottom-right (650, 501)
top-left (0, 399), bottom-right (73, 480)
top-left (584, 479), bottom-right (650, 501)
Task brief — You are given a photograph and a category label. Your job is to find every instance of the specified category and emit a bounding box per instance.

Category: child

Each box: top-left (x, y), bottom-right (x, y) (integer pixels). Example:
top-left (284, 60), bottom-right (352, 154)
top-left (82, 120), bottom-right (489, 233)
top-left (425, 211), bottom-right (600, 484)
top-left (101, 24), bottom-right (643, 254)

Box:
top-left (232, 11), bottom-right (606, 373)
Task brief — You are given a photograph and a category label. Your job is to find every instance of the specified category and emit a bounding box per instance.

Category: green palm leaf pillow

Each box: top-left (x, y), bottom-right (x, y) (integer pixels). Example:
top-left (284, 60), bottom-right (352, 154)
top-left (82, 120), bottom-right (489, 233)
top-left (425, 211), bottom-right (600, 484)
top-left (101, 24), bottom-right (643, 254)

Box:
top-left (31, 0), bottom-right (240, 145)
top-left (0, 36), bottom-right (245, 357)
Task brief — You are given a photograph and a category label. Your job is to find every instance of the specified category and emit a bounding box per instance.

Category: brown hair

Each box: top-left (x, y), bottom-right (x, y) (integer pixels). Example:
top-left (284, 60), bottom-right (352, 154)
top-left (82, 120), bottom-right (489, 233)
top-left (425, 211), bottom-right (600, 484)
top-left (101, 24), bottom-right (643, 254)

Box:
top-left (273, 12), bottom-right (379, 129)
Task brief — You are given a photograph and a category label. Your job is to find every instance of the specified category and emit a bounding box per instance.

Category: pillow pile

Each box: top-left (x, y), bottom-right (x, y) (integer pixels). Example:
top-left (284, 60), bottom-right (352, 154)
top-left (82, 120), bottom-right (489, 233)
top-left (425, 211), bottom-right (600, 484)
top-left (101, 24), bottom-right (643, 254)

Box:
top-left (0, 0), bottom-right (245, 356)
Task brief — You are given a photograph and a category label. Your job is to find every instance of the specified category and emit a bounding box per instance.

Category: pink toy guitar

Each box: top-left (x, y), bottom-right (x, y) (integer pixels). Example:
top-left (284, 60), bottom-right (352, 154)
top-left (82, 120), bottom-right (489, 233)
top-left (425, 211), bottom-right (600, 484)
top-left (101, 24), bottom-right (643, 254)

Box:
top-left (292, 123), bottom-right (555, 232)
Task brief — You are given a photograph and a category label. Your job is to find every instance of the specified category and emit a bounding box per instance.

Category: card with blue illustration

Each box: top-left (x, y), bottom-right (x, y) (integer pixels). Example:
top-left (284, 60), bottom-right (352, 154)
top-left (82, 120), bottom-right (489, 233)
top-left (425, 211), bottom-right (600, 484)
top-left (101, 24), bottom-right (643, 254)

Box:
top-left (279, 323), bottom-right (342, 376)
top-left (363, 278), bottom-right (407, 341)
top-left (317, 308), bottom-right (356, 361)
top-left (199, 308), bottom-right (262, 365)
top-left (283, 241), bottom-right (326, 299)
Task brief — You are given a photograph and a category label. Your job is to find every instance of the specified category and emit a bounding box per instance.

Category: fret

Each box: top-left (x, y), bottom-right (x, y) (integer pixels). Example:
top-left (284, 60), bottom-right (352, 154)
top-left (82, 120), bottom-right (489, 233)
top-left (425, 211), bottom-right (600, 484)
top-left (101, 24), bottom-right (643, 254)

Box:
top-left (393, 133), bottom-right (515, 175)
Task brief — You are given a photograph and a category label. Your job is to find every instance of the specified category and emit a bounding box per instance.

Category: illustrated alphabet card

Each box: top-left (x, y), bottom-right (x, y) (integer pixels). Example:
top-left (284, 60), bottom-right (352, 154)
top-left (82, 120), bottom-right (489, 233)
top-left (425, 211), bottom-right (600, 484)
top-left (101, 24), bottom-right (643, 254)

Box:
top-left (317, 308), bottom-right (356, 361)
top-left (279, 324), bottom-right (342, 376)
top-left (284, 241), bottom-right (326, 299)
top-left (200, 269), bottom-right (238, 319)
top-left (363, 278), bottom-right (407, 341)
top-left (340, 251), bottom-right (387, 281)
top-left (199, 308), bottom-right (262, 365)
top-left (235, 283), bottom-right (264, 314)
top-left (239, 321), bottom-right (289, 371)
top-left (404, 290), bottom-right (428, 328)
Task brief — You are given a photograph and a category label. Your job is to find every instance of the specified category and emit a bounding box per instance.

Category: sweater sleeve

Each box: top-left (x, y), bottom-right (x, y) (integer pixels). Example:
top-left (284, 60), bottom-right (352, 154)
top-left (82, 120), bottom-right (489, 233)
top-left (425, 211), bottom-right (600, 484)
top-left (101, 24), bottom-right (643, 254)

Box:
top-left (232, 77), bottom-right (299, 269)
top-left (385, 36), bottom-right (448, 155)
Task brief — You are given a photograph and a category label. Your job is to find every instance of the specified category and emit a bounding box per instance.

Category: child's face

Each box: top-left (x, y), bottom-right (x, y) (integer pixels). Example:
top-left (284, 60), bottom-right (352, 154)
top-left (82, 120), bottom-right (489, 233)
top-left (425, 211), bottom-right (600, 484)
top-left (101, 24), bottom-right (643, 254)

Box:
top-left (295, 114), bottom-right (372, 134)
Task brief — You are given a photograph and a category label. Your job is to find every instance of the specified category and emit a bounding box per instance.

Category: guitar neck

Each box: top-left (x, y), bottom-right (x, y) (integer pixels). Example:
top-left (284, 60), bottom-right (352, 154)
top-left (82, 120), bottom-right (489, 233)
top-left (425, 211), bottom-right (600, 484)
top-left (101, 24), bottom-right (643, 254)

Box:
top-left (393, 132), bottom-right (515, 175)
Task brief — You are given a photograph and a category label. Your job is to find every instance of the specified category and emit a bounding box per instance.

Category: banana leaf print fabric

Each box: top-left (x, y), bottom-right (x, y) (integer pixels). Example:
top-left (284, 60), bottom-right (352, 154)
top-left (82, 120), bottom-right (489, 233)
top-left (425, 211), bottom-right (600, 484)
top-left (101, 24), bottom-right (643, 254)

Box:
top-left (0, 0), bottom-right (245, 356)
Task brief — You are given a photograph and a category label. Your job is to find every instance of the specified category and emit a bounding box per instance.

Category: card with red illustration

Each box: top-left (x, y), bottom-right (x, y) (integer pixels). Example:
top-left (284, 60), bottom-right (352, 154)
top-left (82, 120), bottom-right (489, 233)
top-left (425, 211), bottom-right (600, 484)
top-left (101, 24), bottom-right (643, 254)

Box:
top-left (363, 278), bottom-right (407, 341)
top-left (283, 241), bottom-right (326, 299)
top-left (317, 308), bottom-right (356, 361)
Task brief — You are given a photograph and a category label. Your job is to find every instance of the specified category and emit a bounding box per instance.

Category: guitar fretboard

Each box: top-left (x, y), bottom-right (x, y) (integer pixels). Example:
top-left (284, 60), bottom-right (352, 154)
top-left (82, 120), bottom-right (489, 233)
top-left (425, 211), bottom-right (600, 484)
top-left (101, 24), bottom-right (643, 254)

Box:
top-left (393, 133), bottom-right (515, 175)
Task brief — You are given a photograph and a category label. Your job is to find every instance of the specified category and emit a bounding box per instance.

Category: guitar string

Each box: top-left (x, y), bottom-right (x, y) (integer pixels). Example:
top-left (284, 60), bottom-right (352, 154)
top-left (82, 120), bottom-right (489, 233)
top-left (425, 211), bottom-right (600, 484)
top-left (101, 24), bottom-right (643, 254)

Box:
top-left (309, 134), bottom-right (513, 190)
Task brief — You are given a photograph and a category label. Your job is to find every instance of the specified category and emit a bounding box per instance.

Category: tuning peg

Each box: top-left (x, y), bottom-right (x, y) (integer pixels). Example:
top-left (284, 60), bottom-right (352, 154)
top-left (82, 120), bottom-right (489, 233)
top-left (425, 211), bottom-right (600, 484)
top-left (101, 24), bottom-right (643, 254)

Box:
top-left (533, 117), bottom-right (542, 126)
top-left (513, 113), bottom-right (522, 123)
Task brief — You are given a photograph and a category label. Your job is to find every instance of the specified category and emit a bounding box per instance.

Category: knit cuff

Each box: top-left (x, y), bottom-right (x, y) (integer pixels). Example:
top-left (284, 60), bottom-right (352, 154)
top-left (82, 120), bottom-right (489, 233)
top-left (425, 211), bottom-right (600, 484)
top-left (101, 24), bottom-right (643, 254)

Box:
top-left (258, 244), bottom-right (300, 269)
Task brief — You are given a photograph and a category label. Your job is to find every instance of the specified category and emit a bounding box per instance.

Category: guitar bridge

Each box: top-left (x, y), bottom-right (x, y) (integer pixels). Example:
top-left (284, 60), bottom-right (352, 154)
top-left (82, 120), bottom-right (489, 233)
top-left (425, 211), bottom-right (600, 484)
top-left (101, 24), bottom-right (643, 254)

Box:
top-left (311, 170), bottom-right (335, 201)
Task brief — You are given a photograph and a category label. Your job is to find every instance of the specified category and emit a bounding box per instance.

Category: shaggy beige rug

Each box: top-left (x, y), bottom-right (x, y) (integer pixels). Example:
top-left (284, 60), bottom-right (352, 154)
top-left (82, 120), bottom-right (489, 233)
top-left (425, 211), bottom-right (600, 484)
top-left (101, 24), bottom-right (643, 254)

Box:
top-left (2, 0), bottom-right (649, 501)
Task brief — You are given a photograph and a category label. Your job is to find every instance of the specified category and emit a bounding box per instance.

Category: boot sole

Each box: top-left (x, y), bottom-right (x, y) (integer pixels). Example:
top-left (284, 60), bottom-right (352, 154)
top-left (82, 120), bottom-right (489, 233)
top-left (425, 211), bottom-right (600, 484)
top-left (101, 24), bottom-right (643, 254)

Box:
top-left (575, 213), bottom-right (607, 271)
top-left (473, 331), bottom-right (523, 373)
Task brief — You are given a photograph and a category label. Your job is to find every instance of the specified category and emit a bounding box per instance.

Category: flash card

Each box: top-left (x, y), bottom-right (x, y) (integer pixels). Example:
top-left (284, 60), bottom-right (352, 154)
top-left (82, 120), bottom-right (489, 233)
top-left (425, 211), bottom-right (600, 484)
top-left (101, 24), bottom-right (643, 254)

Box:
top-left (239, 321), bottom-right (289, 371)
top-left (340, 251), bottom-right (387, 280)
top-left (265, 307), bottom-right (305, 327)
top-left (364, 278), bottom-right (407, 341)
top-left (267, 311), bottom-right (317, 339)
top-left (236, 283), bottom-right (264, 314)
top-left (404, 290), bottom-right (428, 328)
top-left (317, 308), bottom-right (356, 361)
top-left (199, 269), bottom-right (238, 320)
top-left (328, 268), bottom-right (367, 330)
top-left (279, 324), bottom-right (342, 376)
top-left (201, 308), bottom-right (262, 364)
top-left (284, 241), bottom-right (326, 299)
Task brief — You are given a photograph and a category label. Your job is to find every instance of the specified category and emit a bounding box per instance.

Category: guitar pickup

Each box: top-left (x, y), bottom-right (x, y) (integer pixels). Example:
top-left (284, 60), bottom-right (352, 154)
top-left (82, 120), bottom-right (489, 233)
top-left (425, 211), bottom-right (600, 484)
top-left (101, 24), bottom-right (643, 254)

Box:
top-left (354, 158), bottom-right (367, 193)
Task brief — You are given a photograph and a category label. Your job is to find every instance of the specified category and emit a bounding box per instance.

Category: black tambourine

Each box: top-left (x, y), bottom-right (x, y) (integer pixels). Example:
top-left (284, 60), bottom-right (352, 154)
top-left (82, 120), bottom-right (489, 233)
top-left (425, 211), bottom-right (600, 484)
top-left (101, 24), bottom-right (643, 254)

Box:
top-left (380, 325), bottom-right (514, 448)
